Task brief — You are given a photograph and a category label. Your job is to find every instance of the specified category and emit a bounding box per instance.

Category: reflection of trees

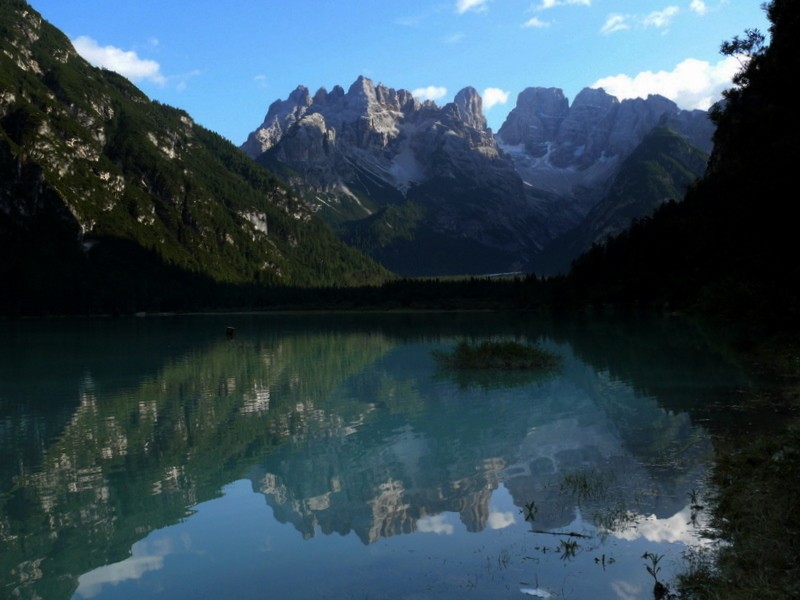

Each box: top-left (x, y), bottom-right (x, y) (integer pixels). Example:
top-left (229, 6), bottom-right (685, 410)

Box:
top-left (0, 324), bottom-right (392, 599)
top-left (0, 312), bottom-right (736, 598)
top-left (543, 313), bottom-right (748, 430)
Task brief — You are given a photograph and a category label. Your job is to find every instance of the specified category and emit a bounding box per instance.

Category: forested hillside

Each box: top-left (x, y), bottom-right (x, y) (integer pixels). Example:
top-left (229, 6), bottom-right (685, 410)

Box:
top-left (0, 0), bottom-right (390, 315)
top-left (562, 0), bottom-right (799, 326)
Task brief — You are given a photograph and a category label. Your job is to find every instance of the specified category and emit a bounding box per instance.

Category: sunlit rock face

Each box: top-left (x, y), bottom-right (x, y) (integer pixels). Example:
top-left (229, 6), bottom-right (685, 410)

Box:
top-left (242, 76), bottom-right (503, 192)
top-left (242, 78), bottom-right (714, 276)
top-left (242, 76), bottom-right (540, 276)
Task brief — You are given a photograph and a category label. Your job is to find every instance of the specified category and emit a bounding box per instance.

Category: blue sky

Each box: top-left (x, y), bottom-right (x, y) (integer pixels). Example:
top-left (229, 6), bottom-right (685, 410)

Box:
top-left (28, 0), bottom-right (769, 144)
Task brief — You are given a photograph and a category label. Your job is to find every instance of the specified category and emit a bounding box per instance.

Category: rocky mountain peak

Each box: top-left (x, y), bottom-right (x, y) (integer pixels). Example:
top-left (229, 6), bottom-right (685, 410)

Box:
top-left (239, 77), bottom-right (714, 277)
top-left (571, 86), bottom-right (619, 109)
top-left (340, 76), bottom-right (419, 117)
top-left (452, 87), bottom-right (486, 131)
top-left (496, 87), bottom-right (569, 152)
top-left (346, 75), bottom-right (374, 103)
top-left (312, 86), bottom-right (329, 105)
top-left (240, 85), bottom-right (314, 156)
top-left (288, 84), bottom-right (312, 106)
top-left (498, 85), bottom-right (713, 173)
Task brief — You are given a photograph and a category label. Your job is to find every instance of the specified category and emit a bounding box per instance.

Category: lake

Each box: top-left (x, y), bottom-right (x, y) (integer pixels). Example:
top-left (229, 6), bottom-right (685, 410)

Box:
top-left (0, 312), bottom-right (749, 599)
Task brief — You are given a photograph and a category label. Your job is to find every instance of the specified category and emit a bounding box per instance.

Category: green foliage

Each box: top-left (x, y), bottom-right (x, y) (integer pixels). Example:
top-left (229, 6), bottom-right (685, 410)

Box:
top-left (345, 201), bottom-right (426, 250)
top-left (533, 127), bottom-right (709, 275)
top-left (561, 0), bottom-right (800, 327)
top-left (0, 0), bottom-right (392, 315)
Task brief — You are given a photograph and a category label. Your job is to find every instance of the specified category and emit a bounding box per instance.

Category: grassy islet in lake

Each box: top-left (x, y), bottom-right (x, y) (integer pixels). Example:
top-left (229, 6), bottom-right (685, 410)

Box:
top-left (433, 340), bottom-right (561, 372)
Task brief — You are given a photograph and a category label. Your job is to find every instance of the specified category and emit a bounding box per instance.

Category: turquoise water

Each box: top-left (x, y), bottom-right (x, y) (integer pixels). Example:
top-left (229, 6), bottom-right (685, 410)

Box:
top-left (0, 313), bottom-right (746, 599)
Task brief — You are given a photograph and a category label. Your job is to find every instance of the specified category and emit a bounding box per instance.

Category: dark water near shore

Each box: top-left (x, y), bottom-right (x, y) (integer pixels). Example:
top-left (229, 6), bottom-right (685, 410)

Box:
top-left (0, 312), bottom-right (749, 599)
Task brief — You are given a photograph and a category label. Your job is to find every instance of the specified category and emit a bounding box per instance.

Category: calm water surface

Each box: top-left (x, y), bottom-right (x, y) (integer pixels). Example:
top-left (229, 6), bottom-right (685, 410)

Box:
top-left (0, 313), bottom-right (748, 599)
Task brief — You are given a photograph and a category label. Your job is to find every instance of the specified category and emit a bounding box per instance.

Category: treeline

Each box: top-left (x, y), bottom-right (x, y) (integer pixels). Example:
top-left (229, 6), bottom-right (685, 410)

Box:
top-left (0, 258), bottom-right (554, 316)
top-left (556, 0), bottom-right (800, 329)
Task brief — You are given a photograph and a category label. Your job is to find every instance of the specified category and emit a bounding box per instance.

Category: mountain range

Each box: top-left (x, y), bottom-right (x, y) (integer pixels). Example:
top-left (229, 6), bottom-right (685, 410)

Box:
top-left (242, 77), bottom-right (715, 275)
top-left (1, 0), bottom-right (719, 315)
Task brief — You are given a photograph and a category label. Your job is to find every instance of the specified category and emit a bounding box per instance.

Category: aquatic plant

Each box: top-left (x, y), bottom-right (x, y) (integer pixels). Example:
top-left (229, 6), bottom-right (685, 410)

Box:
top-left (559, 470), bottom-right (608, 502)
top-left (594, 553), bottom-right (615, 570)
top-left (432, 340), bottom-right (561, 371)
top-left (687, 488), bottom-right (704, 511)
top-left (643, 551), bottom-right (663, 581)
top-left (559, 539), bottom-right (579, 560)
top-left (643, 552), bottom-right (670, 598)
top-left (521, 500), bottom-right (538, 522)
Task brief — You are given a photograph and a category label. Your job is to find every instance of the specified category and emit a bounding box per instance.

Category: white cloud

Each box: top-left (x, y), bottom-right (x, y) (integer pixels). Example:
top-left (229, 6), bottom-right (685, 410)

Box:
top-left (523, 17), bottom-right (550, 28)
top-left (76, 537), bottom-right (172, 598)
top-left (482, 87), bottom-right (510, 110)
top-left (612, 505), bottom-right (713, 545)
top-left (443, 32), bottom-right (466, 44)
top-left (254, 75), bottom-right (268, 89)
top-left (539, 0), bottom-right (591, 9)
top-left (591, 55), bottom-right (742, 110)
top-left (77, 555), bottom-right (163, 598)
top-left (456, 0), bottom-right (490, 14)
top-left (643, 6), bottom-right (680, 28)
top-left (487, 511), bottom-right (516, 529)
top-left (689, 0), bottom-right (707, 15)
top-left (412, 86), bottom-right (448, 102)
top-left (417, 514), bottom-right (454, 534)
top-left (602, 6), bottom-right (682, 34)
top-left (601, 14), bottom-right (631, 34)
top-left (72, 36), bottom-right (166, 85)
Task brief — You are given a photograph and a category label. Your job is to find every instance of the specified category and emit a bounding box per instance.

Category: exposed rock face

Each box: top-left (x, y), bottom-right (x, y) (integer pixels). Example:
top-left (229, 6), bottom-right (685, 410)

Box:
top-left (550, 87), bottom-right (620, 169)
top-left (242, 76), bottom-right (539, 275)
top-left (242, 78), bottom-right (714, 276)
top-left (240, 85), bottom-right (314, 157)
top-left (242, 76), bottom-right (501, 193)
top-left (496, 87), bottom-right (569, 154)
top-left (452, 86), bottom-right (486, 131)
top-left (498, 86), bottom-right (713, 169)
top-left (495, 86), bottom-right (714, 240)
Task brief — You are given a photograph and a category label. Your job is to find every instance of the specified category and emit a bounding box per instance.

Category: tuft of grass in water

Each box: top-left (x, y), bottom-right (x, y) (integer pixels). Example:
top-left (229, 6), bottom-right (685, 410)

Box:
top-left (521, 500), bottom-right (538, 522)
top-left (559, 539), bottom-right (580, 560)
top-left (433, 340), bottom-right (561, 372)
top-left (560, 470), bottom-right (609, 503)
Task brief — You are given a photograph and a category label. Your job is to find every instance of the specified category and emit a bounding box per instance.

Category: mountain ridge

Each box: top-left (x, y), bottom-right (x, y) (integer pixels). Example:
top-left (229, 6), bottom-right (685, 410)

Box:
top-left (242, 76), bottom-right (714, 275)
top-left (0, 0), bottom-right (391, 314)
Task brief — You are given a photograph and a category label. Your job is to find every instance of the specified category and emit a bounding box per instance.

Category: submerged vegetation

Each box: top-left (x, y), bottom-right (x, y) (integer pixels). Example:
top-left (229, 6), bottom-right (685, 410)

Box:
top-left (433, 340), bottom-right (561, 372)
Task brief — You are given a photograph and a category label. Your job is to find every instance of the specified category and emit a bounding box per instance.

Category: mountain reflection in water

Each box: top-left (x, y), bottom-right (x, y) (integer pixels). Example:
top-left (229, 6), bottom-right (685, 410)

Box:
top-left (0, 313), bottom-right (746, 599)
